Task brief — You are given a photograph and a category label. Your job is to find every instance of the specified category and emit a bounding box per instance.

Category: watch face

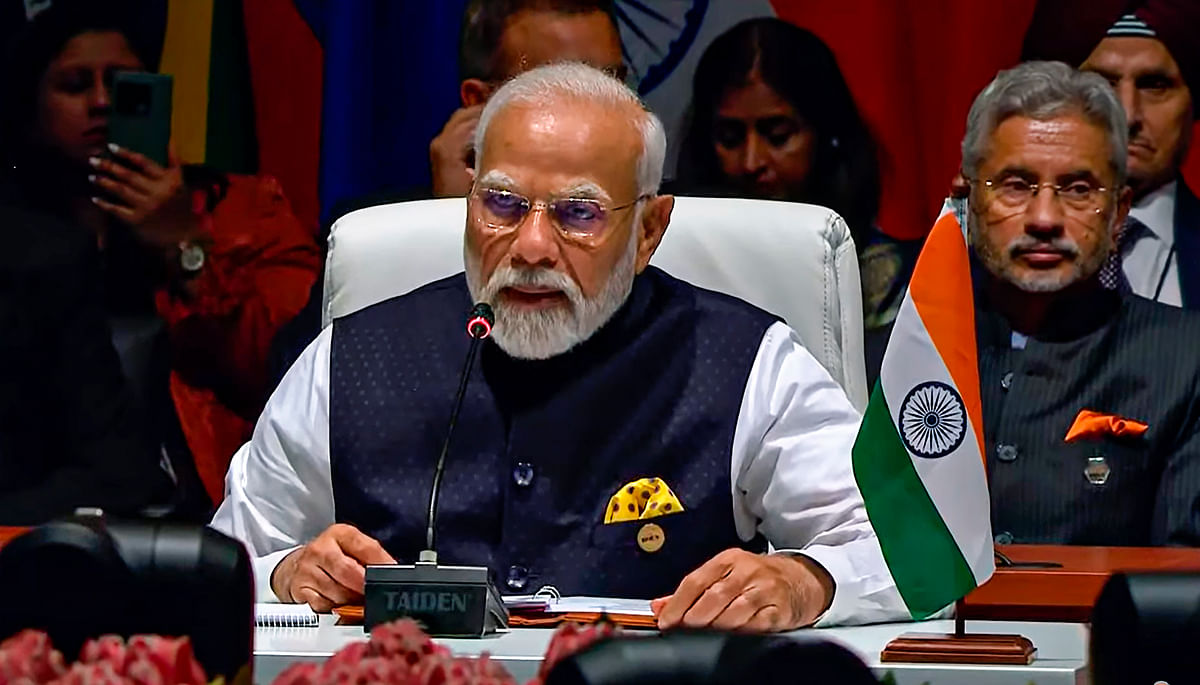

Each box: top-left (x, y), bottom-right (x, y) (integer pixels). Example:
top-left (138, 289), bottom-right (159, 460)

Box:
top-left (180, 243), bottom-right (205, 272)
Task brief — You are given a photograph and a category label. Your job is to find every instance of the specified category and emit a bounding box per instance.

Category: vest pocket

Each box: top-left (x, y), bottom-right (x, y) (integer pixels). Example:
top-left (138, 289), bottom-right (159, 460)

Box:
top-left (589, 510), bottom-right (694, 551)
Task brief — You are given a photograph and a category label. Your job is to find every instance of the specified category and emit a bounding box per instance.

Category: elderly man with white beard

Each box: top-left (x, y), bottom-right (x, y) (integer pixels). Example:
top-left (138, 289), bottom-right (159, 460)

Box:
top-left (211, 62), bottom-right (906, 631)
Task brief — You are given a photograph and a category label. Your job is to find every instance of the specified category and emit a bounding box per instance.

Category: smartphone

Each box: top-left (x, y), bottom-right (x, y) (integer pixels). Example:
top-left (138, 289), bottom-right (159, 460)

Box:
top-left (108, 71), bottom-right (173, 167)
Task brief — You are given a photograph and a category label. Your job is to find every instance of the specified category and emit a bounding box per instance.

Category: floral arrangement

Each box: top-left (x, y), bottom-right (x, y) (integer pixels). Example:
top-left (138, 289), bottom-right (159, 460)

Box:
top-left (0, 630), bottom-right (207, 685)
top-left (0, 620), bottom-right (617, 685)
top-left (275, 620), bottom-right (617, 685)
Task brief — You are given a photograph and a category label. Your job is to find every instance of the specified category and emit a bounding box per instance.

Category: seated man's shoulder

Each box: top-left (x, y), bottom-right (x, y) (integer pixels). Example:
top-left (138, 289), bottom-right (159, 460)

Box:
top-left (1119, 295), bottom-right (1200, 375)
top-left (1122, 294), bottom-right (1200, 334)
top-left (333, 272), bottom-right (468, 332)
top-left (654, 268), bottom-right (781, 329)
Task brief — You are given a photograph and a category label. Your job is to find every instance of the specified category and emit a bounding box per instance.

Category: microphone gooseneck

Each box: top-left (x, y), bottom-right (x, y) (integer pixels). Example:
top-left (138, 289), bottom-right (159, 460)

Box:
top-left (423, 303), bottom-right (494, 563)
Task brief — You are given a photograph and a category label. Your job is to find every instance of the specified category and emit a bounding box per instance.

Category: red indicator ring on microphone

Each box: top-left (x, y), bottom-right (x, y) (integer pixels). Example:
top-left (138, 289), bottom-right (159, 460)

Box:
top-left (467, 316), bottom-right (493, 339)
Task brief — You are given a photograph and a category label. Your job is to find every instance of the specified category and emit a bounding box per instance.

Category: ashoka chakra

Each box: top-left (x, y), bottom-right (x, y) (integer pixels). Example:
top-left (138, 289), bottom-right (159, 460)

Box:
top-left (899, 381), bottom-right (967, 459)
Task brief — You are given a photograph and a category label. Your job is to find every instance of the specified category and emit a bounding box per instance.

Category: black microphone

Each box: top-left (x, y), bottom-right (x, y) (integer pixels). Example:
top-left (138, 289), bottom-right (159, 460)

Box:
top-left (364, 303), bottom-right (508, 637)
top-left (425, 302), bottom-right (494, 557)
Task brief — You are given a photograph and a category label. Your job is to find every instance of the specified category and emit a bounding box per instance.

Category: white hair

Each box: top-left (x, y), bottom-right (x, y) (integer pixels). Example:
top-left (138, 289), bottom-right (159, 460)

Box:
top-left (962, 61), bottom-right (1128, 186)
top-left (474, 61), bottom-right (667, 197)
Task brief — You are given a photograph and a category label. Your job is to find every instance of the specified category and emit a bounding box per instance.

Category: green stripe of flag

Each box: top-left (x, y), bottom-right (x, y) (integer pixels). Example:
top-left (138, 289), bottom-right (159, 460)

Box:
top-left (852, 386), bottom-right (977, 619)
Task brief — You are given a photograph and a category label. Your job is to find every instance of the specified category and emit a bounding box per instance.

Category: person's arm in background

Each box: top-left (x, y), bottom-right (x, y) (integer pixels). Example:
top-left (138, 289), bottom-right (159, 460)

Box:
top-left (91, 147), bottom-right (322, 421)
top-left (156, 174), bottom-right (320, 420)
top-left (0, 211), bottom-right (167, 523)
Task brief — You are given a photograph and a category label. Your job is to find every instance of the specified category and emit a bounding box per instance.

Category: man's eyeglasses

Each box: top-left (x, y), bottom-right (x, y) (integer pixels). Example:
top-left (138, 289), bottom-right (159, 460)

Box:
top-left (470, 186), bottom-right (648, 244)
top-left (972, 177), bottom-right (1113, 214)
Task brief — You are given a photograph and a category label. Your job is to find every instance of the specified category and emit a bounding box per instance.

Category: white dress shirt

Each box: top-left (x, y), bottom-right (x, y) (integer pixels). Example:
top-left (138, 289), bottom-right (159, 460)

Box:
top-left (211, 320), bottom-right (907, 626)
top-left (1123, 181), bottom-right (1180, 305)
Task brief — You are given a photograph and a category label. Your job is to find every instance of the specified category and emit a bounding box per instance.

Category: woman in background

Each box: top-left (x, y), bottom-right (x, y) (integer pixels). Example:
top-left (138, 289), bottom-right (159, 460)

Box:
top-left (0, 1), bottom-right (320, 512)
top-left (679, 17), bottom-right (919, 375)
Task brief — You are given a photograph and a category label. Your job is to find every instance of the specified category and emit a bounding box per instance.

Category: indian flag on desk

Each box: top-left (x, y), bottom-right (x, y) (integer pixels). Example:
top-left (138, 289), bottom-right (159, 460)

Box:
top-left (852, 198), bottom-right (995, 619)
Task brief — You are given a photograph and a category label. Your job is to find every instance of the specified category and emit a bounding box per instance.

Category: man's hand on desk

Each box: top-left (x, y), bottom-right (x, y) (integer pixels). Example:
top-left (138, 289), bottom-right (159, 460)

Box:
top-left (271, 524), bottom-right (396, 611)
top-left (651, 549), bottom-right (834, 632)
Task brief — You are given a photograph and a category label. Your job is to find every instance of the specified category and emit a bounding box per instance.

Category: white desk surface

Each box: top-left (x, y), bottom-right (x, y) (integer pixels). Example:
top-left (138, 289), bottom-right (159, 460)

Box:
top-left (255, 616), bottom-right (1087, 685)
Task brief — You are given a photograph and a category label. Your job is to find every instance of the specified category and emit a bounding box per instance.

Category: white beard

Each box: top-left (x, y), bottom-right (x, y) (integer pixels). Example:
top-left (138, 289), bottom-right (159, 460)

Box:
top-left (465, 232), bottom-right (638, 360)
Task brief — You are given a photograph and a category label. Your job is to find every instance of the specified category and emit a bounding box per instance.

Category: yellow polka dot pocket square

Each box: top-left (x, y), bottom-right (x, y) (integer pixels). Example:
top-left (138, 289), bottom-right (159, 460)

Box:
top-left (604, 477), bottom-right (684, 524)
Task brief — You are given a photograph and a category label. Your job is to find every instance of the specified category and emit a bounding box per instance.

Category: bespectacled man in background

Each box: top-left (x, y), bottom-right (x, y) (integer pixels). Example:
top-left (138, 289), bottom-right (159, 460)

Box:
top-left (961, 61), bottom-right (1200, 547)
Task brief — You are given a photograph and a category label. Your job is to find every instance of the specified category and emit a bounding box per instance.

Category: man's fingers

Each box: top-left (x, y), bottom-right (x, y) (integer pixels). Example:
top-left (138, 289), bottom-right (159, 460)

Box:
top-left (292, 586), bottom-right (336, 613)
top-left (740, 604), bottom-right (783, 633)
top-left (315, 544), bottom-right (368, 593)
top-left (656, 551), bottom-right (738, 628)
top-left (708, 591), bottom-right (775, 632)
top-left (448, 104), bottom-right (484, 125)
top-left (679, 573), bottom-right (745, 627)
top-left (451, 110), bottom-right (481, 137)
top-left (437, 106), bottom-right (483, 141)
top-left (334, 526), bottom-right (396, 565)
top-left (295, 561), bottom-right (359, 606)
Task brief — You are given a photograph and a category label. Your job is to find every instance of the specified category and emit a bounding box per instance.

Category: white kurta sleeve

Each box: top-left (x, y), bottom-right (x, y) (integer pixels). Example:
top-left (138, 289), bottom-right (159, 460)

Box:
top-left (210, 326), bottom-right (336, 602)
top-left (730, 321), bottom-right (907, 626)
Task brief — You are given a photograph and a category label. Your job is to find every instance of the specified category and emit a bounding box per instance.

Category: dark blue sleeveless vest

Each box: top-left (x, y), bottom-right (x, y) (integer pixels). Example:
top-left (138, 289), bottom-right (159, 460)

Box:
top-left (329, 266), bottom-right (778, 598)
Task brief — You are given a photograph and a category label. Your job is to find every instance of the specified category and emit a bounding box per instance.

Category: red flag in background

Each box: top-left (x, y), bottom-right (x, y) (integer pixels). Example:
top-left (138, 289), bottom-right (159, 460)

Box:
top-left (241, 0), bottom-right (1200, 243)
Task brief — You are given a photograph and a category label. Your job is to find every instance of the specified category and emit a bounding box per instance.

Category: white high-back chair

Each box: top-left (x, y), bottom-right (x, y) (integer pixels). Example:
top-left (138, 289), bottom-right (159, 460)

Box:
top-left (323, 196), bottom-right (868, 409)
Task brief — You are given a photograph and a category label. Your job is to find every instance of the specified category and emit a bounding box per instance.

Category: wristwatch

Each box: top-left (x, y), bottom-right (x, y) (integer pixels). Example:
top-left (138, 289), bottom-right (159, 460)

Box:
top-left (178, 240), bottom-right (206, 274)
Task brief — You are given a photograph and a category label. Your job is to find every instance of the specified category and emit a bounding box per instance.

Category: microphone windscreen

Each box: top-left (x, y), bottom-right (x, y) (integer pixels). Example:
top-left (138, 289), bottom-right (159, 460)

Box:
top-left (471, 302), bottom-right (495, 325)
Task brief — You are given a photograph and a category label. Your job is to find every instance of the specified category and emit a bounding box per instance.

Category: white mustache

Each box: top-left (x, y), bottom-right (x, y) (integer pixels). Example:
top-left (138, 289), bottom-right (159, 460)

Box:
top-left (482, 265), bottom-right (581, 303)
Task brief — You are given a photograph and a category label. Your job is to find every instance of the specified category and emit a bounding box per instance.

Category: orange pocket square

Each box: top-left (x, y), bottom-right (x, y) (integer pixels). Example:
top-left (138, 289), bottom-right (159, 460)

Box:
top-left (1064, 409), bottom-right (1148, 443)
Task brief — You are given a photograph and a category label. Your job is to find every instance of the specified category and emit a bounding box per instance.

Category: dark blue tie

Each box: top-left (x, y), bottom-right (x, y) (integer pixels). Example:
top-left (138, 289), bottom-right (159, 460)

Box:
top-left (1098, 217), bottom-right (1150, 293)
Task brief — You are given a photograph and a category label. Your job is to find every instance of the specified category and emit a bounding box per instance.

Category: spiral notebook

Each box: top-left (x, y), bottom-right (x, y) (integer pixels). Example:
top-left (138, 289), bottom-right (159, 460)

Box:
top-left (255, 603), bottom-right (319, 627)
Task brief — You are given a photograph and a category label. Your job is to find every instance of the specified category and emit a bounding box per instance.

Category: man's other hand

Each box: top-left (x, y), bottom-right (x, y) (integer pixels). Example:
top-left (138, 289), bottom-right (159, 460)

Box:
top-left (652, 548), bottom-right (834, 632)
top-left (271, 523), bottom-right (396, 611)
top-left (430, 104), bottom-right (484, 197)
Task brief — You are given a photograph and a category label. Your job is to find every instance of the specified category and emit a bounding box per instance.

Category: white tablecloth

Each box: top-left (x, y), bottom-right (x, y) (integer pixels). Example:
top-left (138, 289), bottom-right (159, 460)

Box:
top-left (254, 617), bottom-right (1088, 685)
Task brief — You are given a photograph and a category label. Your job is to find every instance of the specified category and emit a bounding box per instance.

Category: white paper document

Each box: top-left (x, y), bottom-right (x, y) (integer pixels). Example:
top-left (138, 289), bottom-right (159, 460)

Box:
top-left (539, 596), bottom-right (655, 616)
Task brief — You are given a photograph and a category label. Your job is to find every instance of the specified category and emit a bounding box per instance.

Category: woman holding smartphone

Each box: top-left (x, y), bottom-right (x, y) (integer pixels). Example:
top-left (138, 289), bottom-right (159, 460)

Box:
top-left (0, 1), bottom-right (320, 513)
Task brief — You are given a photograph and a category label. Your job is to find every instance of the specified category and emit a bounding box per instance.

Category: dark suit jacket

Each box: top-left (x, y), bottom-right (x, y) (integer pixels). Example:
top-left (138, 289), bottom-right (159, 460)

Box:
top-left (1172, 180), bottom-right (1200, 308)
top-left (0, 204), bottom-right (167, 524)
top-left (978, 284), bottom-right (1200, 546)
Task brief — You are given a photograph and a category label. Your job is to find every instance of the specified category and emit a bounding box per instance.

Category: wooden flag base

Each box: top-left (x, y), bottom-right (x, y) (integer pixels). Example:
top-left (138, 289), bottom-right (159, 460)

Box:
top-left (880, 600), bottom-right (1036, 666)
top-left (881, 632), bottom-right (1036, 665)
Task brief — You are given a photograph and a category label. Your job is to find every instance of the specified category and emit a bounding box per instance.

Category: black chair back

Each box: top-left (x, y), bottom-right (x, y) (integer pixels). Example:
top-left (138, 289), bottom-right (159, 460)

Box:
top-left (1091, 571), bottom-right (1200, 685)
top-left (546, 631), bottom-right (878, 685)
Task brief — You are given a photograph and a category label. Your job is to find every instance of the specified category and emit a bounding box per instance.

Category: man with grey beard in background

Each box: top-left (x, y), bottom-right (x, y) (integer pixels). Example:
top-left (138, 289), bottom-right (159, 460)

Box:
top-left (960, 61), bottom-right (1200, 548)
top-left (212, 63), bottom-right (909, 630)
